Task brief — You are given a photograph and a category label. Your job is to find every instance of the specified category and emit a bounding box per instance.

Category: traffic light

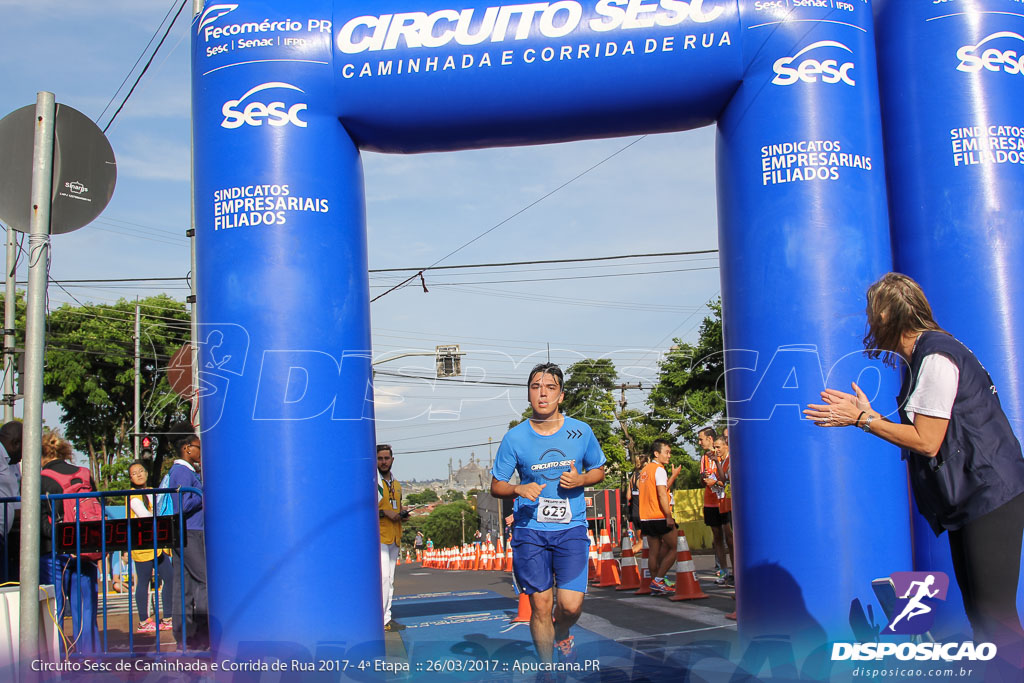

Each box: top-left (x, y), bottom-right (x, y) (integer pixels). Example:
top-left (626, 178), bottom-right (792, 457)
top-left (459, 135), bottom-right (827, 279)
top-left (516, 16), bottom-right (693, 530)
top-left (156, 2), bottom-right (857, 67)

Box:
top-left (435, 344), bottom-right (462, 378)
top-left (141, 435), bottom-right (152, 450)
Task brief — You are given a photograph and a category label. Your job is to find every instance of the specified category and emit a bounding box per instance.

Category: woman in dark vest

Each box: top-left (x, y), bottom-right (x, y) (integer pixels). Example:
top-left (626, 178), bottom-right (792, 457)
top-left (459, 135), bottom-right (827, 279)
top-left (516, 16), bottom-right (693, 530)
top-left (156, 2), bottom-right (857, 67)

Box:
top-left (805, 272), bottom-right (1024, 664)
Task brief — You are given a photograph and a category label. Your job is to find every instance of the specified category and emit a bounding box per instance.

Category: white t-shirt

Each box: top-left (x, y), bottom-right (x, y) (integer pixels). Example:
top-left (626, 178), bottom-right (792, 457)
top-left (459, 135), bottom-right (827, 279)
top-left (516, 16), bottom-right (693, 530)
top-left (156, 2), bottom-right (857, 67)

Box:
top-left (654, 466), bottom-right (667, 487)
top-left (905, 353), bottom-right (959, 422)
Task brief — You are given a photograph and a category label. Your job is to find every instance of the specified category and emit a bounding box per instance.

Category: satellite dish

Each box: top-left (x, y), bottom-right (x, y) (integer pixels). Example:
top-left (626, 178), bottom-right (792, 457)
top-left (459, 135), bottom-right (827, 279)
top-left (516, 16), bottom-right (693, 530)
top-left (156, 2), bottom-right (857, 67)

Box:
top-left (0, 103), bottom-right (117, 234)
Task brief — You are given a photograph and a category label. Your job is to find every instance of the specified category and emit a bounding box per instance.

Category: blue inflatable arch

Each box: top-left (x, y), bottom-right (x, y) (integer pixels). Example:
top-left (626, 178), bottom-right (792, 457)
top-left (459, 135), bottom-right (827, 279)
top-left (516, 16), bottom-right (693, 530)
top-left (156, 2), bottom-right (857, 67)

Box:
top-left (191, 0), bottom-right (1024, 659)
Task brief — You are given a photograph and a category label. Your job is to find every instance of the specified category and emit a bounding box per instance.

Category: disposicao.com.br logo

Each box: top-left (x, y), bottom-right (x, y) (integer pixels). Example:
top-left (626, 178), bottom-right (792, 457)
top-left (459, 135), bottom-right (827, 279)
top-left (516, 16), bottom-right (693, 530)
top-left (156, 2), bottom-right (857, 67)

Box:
top-left (831, 571), bottom-right (997, 663)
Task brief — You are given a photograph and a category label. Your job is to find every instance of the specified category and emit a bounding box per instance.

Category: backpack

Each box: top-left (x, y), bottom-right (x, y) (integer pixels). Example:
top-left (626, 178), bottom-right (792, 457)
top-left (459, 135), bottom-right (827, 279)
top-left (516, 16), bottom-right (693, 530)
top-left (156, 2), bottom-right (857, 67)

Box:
top-left (155, 472), bottom-right (173, 516)
top-left (43, 465), bottom-right (103, 562)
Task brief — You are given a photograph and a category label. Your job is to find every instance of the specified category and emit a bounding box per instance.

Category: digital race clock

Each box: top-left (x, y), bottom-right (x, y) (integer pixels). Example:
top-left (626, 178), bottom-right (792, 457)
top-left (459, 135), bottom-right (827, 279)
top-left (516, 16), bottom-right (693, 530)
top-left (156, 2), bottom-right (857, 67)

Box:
top-left (55, 515), bottom-right (181, 554)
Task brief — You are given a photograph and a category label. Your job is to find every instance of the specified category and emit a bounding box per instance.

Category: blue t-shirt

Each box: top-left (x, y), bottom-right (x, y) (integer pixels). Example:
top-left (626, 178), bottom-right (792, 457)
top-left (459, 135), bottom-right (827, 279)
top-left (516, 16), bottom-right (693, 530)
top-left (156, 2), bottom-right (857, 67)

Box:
top-left (491, 416), bottom-right (606, 531)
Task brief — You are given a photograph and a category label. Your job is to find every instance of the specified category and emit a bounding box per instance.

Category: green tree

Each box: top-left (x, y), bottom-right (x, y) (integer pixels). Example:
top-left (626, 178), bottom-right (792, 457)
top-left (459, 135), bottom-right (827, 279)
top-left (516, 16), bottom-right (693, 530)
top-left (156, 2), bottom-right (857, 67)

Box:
top-left (421, 500), bottom-right (478, 548)
top-left (410, 490), bottom-right (436, 505)
top-left (609, 407), bottom-right (702, 489)
top-left (407, 489), bottom-right (439, 505)
top-left (562, 359), bottom-right (627, 472)
top-left (42, 296), bottom-right (192, 490)
top-left (646, 298), bottom-right (726, 456)
top-left (442, 489), bottom-right (464, 502)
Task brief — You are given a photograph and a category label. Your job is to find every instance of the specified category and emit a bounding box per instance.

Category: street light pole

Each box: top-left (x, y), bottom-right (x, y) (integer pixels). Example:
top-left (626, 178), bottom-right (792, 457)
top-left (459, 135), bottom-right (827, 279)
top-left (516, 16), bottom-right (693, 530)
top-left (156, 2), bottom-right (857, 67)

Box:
top-left (19, 90), bottom-right (55, 671)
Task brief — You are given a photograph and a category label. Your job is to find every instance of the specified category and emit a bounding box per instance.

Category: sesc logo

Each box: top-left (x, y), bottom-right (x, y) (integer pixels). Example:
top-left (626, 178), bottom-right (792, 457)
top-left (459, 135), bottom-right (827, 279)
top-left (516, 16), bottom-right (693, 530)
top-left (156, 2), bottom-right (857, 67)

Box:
top-left (956, 31), bottom-right (1024, 75)
top-left (772, 40), bottom-right (856, 86)
top-left (196, 3), bottom-right (238, 35)
top-left (221, 82), bottom-right (309, 129)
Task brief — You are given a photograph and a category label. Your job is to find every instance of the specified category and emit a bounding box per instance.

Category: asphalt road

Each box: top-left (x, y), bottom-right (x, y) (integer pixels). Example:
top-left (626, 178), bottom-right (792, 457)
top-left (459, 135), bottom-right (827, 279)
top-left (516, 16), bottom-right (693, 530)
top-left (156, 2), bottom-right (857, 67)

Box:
top-left (388, 553), bottom-right (738, 668)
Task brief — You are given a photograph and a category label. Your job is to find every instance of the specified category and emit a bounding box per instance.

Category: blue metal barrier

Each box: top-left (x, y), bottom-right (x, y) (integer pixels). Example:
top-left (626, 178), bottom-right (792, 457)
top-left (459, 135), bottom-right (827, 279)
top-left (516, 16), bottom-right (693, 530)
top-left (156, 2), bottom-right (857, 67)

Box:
top-left (0, 486), bottom-right (202, 659)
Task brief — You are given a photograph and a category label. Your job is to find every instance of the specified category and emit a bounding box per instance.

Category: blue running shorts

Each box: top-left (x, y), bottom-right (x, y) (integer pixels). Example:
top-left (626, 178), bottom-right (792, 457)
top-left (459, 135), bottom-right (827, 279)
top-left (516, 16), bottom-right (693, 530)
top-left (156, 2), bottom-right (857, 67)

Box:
top-left (511, 525), bottom-right (590, 594)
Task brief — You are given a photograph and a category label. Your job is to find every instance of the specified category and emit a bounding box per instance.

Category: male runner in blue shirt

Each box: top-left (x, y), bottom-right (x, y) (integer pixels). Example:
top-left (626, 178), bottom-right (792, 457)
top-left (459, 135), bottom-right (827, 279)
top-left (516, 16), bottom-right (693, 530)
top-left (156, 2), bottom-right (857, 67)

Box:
top-left (490, 363), bottom-right (606, 664)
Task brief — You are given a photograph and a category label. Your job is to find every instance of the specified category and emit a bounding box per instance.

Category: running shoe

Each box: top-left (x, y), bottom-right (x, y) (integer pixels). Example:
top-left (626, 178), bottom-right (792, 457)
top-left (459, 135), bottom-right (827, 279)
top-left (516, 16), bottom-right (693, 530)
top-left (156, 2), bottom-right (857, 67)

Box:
top-left (555, 635), bottom-right (577, 664)
top-left (649, 578), bottom-right (672, 595)
top-left (158, 620), bottom-right (173, 631)
top-left (137, 620), bottom-right (157, 633)
top-left (715, 570), bottom-right (729, 585)
top-left (662, 576), bottom-right (676, 589)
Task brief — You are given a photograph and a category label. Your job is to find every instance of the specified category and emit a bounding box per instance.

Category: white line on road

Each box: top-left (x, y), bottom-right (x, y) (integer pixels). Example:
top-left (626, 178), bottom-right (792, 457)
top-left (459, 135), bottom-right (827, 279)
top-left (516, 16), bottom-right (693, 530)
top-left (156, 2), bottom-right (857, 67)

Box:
top-left (616, 624), bottom-right (736, 642)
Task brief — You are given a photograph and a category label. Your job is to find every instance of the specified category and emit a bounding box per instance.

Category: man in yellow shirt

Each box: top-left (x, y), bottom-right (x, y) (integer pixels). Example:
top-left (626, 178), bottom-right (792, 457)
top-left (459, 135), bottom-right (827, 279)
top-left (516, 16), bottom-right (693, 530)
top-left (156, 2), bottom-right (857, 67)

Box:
top-left (378, 444), bottom-right (406, 631)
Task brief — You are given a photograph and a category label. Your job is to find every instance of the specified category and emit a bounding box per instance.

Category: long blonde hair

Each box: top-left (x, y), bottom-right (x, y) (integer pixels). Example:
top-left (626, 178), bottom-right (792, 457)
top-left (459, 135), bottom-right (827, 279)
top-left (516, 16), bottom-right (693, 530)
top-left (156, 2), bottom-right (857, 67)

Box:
top-left (863, 273), bottom-right (945, 367)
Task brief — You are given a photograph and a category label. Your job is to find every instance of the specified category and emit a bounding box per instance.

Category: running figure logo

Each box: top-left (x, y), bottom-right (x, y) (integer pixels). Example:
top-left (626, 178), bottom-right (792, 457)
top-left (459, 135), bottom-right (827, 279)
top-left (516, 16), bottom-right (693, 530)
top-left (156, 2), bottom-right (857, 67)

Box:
top-left (884, 571), bottom-right (949, 635)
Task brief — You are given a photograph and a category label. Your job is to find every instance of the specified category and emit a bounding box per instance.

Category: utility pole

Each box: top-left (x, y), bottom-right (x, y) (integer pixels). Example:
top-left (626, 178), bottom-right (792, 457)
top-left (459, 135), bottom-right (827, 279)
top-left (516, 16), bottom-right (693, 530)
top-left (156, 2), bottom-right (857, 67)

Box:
top-left (616, 382), bottom-right (643, 464)
top-left (133, 300), bottom-right (140, 459)
top-left (3, 224), bottom-right (15, 423)
top-left (461, 509), bottom-right (465, 545)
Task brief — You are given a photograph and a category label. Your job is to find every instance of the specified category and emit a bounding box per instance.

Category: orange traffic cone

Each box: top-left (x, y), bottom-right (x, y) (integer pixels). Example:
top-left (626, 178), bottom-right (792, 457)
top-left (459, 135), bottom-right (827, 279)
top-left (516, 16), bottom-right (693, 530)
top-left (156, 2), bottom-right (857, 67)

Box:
top-left (596, 531), bottom-right (621, 587)
top-left (504, 541), bottom-right (514, 572)
top-left (635, 537), bottom-right (653, 595)
top-left (512, 592), bottom-right (532, 623)
top-left (493, 541), bottom-right (503, 571)
top-left (396, 550), bottom-right (402, 566)
top-left (587, 530), bottom-right (599, 582)
top-left (616, 536), bottom-right (641, 590)
top-left (669, 531), bottom-right (708, 601)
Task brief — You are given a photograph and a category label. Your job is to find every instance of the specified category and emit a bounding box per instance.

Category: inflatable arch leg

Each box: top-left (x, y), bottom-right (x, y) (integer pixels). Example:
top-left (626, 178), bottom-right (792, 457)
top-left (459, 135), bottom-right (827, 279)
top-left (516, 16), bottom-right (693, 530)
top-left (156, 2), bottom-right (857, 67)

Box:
top-left (191, 0), bottom-right (916, 659)
top-left (717, 2), bottom-right (909, 652)
top-left (876, 0), bottom-right (1024, 635)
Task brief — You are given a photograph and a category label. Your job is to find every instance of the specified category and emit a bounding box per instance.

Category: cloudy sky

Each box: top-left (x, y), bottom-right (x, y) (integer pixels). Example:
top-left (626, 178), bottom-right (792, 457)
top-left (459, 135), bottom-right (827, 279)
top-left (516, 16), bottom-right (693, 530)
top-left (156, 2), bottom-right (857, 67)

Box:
top-left (1, 1), bottom-right (721, 480)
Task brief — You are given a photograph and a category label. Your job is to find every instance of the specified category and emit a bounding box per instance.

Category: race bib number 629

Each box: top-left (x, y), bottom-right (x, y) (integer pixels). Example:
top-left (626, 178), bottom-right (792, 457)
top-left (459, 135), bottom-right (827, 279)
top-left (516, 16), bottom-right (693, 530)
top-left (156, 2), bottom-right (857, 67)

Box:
top-left (537, 497), bottom-right (570, 524)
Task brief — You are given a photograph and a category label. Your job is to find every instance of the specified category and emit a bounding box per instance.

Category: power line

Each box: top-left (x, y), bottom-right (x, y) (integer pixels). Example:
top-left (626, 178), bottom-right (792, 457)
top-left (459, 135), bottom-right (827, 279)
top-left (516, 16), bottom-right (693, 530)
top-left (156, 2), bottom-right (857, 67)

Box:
top-left (398, 440), bottom-right (500, 455)
top-left (101, 0), bottom-right (189, 134)
top-left (96, 0), bottom-right (181, 125)
top-left (410, 265), bottom-right (719, 287)
top-left (371, 136), bottom-right (649, 302)
top-left (19, 249), bottom-right (716, 288)
top-left (372, 249), bottom-right (716, 273)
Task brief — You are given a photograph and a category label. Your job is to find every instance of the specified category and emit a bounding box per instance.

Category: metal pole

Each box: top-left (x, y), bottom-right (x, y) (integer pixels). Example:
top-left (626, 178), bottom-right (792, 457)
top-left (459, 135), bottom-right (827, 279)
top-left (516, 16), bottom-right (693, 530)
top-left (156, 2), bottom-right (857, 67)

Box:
top-left (19, 90), bottom-right (55, 671)
top-left (134, 300), bottom-right (140, 458)
top-left (189, 0), bottom-right (204, 432)
top-left (4, 226), bottom-right (15, 423)
top-left (188, 233), bottom-right (198, 428)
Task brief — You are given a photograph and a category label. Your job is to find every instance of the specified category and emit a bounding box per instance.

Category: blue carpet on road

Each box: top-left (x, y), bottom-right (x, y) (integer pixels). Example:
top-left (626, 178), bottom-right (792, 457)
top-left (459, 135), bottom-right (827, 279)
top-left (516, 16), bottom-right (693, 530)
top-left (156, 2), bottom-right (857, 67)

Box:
top-left (391, 590), bottom-right (675, 681)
